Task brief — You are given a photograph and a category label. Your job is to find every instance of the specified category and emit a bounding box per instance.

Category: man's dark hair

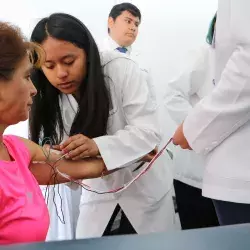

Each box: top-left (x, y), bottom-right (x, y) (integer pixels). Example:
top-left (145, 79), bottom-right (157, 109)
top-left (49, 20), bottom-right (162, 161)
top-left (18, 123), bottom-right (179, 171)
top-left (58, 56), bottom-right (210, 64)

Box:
top-left (108, 2), bottom-right (141, 33)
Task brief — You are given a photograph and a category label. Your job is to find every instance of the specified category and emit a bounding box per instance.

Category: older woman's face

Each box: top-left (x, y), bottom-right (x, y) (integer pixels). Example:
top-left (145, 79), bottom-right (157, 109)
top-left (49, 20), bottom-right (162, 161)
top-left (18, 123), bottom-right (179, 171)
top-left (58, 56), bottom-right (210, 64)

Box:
top-left (0, 55), bottom-right (37, 125)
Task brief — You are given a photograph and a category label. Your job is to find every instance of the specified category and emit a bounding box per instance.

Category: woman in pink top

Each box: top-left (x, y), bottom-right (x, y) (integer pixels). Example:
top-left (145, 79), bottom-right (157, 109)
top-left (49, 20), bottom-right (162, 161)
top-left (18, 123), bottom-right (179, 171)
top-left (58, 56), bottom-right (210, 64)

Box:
top-left (0, 22), bottom-right (107, 245)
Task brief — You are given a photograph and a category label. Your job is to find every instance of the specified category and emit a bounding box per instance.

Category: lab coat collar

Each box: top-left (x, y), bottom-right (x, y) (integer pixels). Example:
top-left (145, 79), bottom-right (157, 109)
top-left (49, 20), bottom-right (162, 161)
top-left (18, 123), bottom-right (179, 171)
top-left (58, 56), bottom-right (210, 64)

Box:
top-left (106, 36), bottom-right (132, 55)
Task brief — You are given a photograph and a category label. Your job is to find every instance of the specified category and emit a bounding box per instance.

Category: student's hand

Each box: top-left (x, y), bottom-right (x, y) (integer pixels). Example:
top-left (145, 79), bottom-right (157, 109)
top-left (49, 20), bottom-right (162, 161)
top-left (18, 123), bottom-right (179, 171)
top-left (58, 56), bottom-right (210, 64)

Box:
top-left (141, 147), bottom-right (158, 162)
top-left (54, 134), bottom-right (99, 160)
top-left (172, 123), bottom-right (192, 150)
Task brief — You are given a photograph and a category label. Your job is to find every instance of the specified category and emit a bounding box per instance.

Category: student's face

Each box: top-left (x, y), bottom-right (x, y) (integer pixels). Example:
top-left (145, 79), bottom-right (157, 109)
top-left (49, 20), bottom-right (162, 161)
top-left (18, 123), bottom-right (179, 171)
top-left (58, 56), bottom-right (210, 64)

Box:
top-left (108, 11), bottom-right (140, 47)
top-left (41, 36), bottom-right (87, 96)
top-left (0, 55), bottom-right (37, 125)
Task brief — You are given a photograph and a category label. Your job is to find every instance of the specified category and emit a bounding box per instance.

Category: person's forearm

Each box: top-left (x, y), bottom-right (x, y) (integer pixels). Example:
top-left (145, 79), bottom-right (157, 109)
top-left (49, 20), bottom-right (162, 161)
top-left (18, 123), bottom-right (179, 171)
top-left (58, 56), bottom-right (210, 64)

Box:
top-left (18, 137), bottom-right (106, 185)
top-left (30, 156), bottom-right (106, 185)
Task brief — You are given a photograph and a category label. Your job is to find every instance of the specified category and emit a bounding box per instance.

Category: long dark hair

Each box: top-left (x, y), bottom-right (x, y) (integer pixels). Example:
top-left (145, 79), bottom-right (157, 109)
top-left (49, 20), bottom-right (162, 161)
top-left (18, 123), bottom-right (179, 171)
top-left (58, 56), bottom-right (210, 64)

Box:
top-left (29, 13), bottom-right (110, 144)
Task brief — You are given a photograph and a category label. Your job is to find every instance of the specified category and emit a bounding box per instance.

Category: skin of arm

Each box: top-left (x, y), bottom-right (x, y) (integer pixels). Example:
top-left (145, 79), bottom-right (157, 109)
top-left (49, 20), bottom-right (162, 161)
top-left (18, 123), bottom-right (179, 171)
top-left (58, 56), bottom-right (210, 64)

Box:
top-left (19, 137), bottom-right (107, 185)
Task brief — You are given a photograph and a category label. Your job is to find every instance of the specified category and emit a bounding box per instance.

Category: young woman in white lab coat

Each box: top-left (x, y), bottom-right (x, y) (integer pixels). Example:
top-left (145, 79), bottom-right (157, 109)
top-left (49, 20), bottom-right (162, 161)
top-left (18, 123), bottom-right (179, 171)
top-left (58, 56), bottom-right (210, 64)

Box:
top-left (173, 0), bottom-right (250, 225)
top-left (29, 13), bottom-right (175, 239)
top-left (164, 15), bottom-right (219, 229)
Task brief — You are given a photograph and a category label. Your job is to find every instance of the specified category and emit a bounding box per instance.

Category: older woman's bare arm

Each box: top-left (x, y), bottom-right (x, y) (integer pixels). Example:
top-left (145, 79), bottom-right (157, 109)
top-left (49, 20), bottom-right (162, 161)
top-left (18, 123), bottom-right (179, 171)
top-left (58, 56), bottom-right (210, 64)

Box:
top-left (19, 137), bottom-right (107, 185)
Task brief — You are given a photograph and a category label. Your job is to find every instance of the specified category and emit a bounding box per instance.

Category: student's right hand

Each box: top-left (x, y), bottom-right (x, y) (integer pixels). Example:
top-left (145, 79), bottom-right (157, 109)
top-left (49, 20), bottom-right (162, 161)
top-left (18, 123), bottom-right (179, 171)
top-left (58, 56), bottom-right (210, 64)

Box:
top-left (53, 134), bottom-right (100, 160)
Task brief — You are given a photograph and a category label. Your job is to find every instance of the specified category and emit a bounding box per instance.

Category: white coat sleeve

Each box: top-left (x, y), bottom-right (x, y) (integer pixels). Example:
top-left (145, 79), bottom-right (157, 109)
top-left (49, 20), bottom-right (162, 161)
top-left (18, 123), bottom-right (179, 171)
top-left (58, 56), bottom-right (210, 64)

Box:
top-left (93, 58), bottom-right (161, 171)
top-left (183, 0), bottom-right (250, 154)
top-left (164, 48), bottom-right (209, 125)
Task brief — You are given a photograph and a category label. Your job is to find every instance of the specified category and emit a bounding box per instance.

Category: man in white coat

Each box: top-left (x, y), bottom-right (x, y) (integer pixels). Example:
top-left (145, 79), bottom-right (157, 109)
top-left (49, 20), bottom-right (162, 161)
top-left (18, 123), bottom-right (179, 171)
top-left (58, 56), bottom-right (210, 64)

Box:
top-left (173, 0), bottom-right (250, 225)
top-left (164, 14), bottom-right (219, 229)
top-left (100, 2), bottom-right (140, 56)
top-left (99, 2), bottom-right (156, 101)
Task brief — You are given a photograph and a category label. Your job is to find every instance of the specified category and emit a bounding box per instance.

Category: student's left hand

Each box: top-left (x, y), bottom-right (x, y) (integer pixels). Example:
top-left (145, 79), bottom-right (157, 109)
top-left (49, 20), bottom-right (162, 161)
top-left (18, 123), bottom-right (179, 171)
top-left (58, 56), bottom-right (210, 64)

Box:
top-left (141, 147), bottom-right (158, 162)
top-left (172, 123), bottom-right (192, 150)
top-left (54, 134), bottom-right (100, 160)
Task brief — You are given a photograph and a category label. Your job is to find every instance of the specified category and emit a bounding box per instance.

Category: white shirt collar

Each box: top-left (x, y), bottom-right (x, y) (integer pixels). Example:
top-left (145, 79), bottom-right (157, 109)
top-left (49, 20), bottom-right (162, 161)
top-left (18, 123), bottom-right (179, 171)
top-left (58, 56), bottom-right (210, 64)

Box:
top-left (107, 36), bottom-right (132, 55)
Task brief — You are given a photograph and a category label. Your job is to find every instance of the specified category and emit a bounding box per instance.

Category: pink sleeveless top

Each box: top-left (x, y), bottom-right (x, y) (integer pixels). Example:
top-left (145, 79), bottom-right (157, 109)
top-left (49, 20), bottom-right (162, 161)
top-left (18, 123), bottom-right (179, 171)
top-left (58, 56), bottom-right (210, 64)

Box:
top-left (0, 135), bottom-right (49, 245)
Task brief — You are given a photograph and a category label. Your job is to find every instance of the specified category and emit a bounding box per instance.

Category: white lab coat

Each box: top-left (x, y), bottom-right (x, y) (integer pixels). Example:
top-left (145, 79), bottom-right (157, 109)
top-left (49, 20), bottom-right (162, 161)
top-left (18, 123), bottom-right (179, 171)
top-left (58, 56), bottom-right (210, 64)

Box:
top-left (75, 51), bottom-right (175, 238)
top-left (183, 0), bottom-right (250, 204)
top-left (99, 37), bottom-right (157, 103)
top-left (164, 45), bottom-right (214, 188)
